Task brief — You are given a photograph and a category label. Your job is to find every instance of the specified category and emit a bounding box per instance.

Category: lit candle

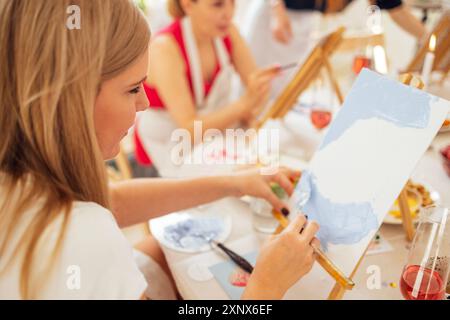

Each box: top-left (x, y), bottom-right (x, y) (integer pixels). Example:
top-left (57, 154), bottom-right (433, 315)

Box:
top-left (373, 45), bottom-right (388, 74)
top-left (421, 34), bottom-right (436, 87)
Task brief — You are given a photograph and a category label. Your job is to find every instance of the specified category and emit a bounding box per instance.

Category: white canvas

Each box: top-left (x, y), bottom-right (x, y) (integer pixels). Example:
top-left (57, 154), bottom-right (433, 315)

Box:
top-left (288, 69), bottom-right (450, 277)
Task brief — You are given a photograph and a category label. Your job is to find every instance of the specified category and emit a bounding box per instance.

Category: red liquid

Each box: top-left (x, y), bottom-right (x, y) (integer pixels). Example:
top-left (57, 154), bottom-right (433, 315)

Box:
top-left (400, 265), bottom-right (445, 300)
top-left (310, 110), bottom-right (332, 130)
top-left (352, 55), bottom-right (371, 75)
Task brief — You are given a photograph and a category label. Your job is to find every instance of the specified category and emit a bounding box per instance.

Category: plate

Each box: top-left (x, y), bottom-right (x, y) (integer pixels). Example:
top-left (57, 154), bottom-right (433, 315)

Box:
top-left (383, 181), bottom-right (441, 225)
top-left (149, 205), bottom-right (232, 253)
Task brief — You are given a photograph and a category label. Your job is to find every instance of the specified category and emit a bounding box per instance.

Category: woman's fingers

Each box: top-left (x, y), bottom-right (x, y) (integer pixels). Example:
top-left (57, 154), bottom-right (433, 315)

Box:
top-left (256, 65), bottom-right (282, 77)
top-left (270, 168), bottom-right (301, 195)
top-left (285, 214), bottom-right (307, 234)
top-left (301, 220), bottom-right (319, 242)
top-left (310, 237), bottom-right (321, 250)
top-left (271, 172), bottom-right (295, 196)
top-left (277, 167), bottom-right (301, 181)
top-left (263, 188), bottom-right (287, 213)
top-left (287, 169), bottom-right (301, 182)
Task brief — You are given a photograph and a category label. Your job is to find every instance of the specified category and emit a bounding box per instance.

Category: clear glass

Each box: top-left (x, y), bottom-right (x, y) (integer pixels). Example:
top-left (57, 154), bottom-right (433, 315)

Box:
top-left (400, 205), bottom-right (450, 300)
top-left (250, 198), bottom-right (278, 234)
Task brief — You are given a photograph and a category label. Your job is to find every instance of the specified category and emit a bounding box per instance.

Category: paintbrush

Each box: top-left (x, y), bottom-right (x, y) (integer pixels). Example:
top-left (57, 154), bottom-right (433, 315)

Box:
top-left (195, 233), bottom-right (254, 274)
top-left (278, 62), bottom-right (299, 71)
top-left (211, 240), bottom-right (254, 274)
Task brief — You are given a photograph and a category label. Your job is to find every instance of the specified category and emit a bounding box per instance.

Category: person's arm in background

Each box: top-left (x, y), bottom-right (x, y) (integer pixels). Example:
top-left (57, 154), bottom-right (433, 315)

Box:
top-left (269, 0), bottom-right (293, 44)
top-left (110, 168), bottom-right (300, 228)
top-left (147, 34), bottom-right (279, 138)
top-left (228, 24), bottom-right (281, 124)
top-left (377, 1), bottom-right (427, 40)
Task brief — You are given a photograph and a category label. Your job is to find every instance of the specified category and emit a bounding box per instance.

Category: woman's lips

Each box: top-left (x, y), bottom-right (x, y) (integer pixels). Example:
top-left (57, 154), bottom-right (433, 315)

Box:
top-left (218, 25), bottom-right (230, 32)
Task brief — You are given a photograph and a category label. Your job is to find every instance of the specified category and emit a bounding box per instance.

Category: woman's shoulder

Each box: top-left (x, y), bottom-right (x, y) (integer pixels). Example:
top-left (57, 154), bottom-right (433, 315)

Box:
top-left (151, 19), bottom-right (183, 52)
top-left (65, 201), bottom-right (126, 248)
top-left (149, 24), bottom-right (187, 74)
top-left (40, 201), bottom-right (147, 299)
top-left (71, 201), bottom-right (115, 221)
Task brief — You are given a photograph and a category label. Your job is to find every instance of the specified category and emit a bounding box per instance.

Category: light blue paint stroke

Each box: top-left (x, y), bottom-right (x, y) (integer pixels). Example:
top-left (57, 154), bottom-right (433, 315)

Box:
top-left (164, 217), bottom-right (224, 250)
top-left (320, 69), bottom-right (436, 150)
top-left (294, 171), bottom-right (378, 251)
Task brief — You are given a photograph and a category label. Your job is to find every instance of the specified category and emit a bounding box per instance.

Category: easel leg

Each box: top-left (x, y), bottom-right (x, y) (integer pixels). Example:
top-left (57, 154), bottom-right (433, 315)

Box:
top-left (328, 282), bottom-right (347, 300)
top-left (398, 188), bottom-right (416, 241)
top-left (323, 57), bottom-right (344, 105)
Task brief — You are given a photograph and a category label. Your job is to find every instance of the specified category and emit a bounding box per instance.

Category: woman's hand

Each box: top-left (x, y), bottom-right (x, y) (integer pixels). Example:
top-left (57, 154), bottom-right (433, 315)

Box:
top-left (270, 0), bottom-right (293, 44)
top-left (243, 214), bottom-right (320, 299)
top-left (231, 167), bottom-right (300, 213)
top-left (239, 66), bottom-right (280, 122)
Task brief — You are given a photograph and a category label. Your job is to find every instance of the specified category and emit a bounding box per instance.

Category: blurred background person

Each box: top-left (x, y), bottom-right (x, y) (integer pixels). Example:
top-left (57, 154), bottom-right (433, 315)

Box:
top-left (135, 0), bottom-right (281, 177)
top-left (243, 0), bottom-right (427, 95)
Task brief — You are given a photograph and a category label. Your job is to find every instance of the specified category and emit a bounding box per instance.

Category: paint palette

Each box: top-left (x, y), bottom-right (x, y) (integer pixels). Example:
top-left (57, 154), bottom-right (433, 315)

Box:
top-left (150, 206), bottom-right (232, 253)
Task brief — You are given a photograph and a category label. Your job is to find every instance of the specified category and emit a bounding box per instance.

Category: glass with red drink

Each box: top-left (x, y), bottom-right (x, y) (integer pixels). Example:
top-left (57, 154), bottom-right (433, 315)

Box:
top-left (400, 206), bottom-right (450, 300)
top-left (352, 55), bottom-right (371, 75)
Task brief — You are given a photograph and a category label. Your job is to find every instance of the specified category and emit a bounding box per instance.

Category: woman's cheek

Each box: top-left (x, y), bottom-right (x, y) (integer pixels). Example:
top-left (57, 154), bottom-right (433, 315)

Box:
top-left (115, 96), bottom-right (137, 132)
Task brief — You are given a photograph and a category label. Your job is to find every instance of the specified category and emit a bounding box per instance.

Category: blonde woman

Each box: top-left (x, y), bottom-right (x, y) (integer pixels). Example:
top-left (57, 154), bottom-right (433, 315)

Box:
top-left (134, 0), bottom-right (281, 177)
top-left (0, 0), bottom-right (319, 300)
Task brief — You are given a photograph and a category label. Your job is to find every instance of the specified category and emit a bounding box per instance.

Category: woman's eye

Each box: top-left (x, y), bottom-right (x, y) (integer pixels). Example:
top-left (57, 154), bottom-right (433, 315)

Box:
top-left (129, 86), bottom-right (141, 94)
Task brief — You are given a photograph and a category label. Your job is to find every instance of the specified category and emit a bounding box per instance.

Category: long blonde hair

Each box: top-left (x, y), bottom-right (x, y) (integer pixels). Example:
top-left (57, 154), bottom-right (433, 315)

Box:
top-left (0, 0), bottom-right (150, 298)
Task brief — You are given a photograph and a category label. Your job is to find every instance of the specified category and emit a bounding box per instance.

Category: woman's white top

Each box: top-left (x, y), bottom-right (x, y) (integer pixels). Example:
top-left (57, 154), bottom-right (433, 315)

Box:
top-left (0, 198), bottom-right (147, 300)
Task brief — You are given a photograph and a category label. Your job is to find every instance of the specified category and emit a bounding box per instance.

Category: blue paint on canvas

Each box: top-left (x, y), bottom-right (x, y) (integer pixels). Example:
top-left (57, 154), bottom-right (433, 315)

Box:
top-left (320, 69), bottom-right (436, 150)
top-left (294, 171), bottom-right (378, 251)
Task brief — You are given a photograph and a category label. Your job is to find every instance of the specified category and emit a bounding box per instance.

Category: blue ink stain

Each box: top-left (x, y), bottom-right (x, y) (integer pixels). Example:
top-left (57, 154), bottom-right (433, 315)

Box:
top-left (320, 69), bottom-right (436, 150)
top-left (294, 171), bottom-right (378, 251)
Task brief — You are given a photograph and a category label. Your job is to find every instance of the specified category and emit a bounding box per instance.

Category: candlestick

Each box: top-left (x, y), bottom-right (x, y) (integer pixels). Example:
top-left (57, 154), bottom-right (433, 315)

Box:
top-left (421, 34), bottom-right (436, 87)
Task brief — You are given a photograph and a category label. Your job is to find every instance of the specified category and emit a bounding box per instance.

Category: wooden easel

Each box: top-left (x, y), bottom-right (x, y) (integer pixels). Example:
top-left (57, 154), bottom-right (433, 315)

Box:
top-left (256, 27), bottom-right (346, 130)
top-left (271, 73), bottom-right (422, 300)
top-left (405, 11), bottom-right (450, 83)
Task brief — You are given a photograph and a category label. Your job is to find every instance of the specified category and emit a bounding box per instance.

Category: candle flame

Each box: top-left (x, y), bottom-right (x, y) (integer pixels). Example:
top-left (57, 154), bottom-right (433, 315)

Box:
top-left (429, 34), bottom-right (436, 52)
